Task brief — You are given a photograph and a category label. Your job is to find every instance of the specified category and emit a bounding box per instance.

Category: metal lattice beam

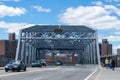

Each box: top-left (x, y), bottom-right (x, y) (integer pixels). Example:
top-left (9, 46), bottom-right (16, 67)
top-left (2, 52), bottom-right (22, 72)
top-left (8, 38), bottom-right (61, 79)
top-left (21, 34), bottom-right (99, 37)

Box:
top-left (16, 25), bottom-right (99, 65)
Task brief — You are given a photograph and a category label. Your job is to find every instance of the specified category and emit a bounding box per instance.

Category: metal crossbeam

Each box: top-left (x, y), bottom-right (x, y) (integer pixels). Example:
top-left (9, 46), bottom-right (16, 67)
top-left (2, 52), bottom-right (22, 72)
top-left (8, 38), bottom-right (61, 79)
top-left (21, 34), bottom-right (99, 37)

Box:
top-left (21, 37), bottom-right (96, 40)
top-left (16, 25), bottom-right (99, 65)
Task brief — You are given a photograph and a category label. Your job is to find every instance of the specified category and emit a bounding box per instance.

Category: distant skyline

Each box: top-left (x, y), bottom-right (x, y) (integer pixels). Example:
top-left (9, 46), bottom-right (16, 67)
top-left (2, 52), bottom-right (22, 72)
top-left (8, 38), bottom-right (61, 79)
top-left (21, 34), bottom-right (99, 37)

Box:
top-left (0, 0), bottom-right (120, 54)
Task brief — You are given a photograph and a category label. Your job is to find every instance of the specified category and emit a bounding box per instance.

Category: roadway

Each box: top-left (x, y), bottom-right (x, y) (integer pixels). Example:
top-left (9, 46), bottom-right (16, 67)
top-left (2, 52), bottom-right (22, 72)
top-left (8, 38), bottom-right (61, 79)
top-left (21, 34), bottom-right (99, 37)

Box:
top-left (0, 66), bottom-right (96, 80)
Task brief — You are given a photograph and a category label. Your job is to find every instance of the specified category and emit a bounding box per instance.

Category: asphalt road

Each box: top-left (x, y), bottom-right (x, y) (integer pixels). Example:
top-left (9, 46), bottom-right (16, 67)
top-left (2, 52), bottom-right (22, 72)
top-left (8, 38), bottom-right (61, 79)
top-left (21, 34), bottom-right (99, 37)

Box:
top-left (0, 66), bottom-right (95, 80)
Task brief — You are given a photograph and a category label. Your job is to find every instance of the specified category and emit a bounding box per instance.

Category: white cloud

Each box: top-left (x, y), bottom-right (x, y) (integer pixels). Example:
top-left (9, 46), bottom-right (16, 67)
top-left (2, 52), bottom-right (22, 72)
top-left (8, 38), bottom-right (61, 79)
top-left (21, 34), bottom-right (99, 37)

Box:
top-left (105, 0), bottom-right (120, 2)
top-left (92, 1), bottom-right (120, 16)
top-left (105, 0), bottom-right (112, 2)
top-left (113, 45), bottom-right (120, 50)
top-left (32, 6), bottom-right (51, 13)
top-left (114, 28), bottom-right (120, 34)
top-left (59, 5), bottom-right (120, 30)
top-left (92, 1), bottom-right (103, 6)
top-left (0, 21), bottom-right (33, 35)
top-left (114, 0), bottom-right (120, 2)
top-left (115, 30), bottom-right (120, 34)
top-left (0, 5), bottom-right (26, 17)
top-left (113, 45), bottom-right (120, 54)
top-left (0, 0), bottom-right (20, 2)
top-left (113, 45), bottom-right (120, 49)
top-left (103, 35), bottom-right (120, 42)
top-left (104, 5), bottom-right (120, 16)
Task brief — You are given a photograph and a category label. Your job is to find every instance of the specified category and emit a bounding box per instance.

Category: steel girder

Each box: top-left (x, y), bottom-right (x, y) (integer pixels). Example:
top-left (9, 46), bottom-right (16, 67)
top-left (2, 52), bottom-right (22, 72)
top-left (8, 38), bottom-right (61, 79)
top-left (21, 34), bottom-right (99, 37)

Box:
top-left (15, 25), bottom-right (100, 65)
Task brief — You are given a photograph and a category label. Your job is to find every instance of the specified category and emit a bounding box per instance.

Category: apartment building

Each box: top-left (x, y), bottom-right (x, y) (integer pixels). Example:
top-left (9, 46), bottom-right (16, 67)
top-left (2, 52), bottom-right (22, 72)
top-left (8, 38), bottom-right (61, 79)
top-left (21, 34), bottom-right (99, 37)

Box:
top-left (0, 33), bottom-right (17, 66)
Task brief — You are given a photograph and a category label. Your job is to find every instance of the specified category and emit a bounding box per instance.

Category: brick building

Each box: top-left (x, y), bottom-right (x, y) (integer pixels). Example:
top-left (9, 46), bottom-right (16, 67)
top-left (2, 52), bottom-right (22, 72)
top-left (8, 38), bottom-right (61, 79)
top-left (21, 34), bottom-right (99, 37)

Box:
top-left (117, 49), bottom-right (120, 55)
top-left (46, 54), bottom-right (78, 64)
top-left (100, 39), bottom-right (112, 57)
top-left (0, 33), bottom-right (17, 66)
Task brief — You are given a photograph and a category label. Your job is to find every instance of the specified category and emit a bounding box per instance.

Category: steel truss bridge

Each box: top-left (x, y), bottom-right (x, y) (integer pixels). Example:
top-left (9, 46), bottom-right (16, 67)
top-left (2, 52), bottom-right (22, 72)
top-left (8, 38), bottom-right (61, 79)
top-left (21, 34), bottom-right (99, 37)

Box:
top-left (15, 25), bottom-right (100, 65)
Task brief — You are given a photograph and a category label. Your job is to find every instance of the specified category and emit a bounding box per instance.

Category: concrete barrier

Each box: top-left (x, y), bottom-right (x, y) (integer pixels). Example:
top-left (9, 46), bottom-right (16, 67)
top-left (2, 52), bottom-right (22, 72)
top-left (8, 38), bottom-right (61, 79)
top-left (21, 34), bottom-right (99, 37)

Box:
top-left (0, 67), bottom-right (4, 70)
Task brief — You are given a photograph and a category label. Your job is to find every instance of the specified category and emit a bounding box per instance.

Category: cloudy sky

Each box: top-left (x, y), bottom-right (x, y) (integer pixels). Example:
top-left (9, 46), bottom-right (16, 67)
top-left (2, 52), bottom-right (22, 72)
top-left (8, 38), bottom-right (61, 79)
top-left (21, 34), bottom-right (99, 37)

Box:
top-left (0, 0), bottom-right (120, 54)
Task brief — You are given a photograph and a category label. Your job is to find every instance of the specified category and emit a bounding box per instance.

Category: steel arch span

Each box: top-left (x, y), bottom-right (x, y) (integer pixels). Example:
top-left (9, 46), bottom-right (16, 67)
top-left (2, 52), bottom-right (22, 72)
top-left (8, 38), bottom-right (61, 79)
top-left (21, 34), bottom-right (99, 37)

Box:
top-left (15, 25), bottom-right (100, 65)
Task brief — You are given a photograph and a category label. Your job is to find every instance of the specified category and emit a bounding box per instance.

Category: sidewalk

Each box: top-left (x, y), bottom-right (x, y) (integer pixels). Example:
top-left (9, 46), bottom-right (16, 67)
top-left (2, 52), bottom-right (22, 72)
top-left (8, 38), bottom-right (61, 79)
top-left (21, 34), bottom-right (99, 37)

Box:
top-left (0, 67), bottom-right (4, 70)
top-left (94, 68), bottom-right (120, 80)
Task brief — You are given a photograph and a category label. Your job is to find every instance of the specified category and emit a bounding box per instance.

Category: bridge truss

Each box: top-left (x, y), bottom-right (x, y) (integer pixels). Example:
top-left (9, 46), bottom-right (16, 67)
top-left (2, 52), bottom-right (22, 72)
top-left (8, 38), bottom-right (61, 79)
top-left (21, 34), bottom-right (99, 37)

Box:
top-left (15, 25), bottom-right (100, 65)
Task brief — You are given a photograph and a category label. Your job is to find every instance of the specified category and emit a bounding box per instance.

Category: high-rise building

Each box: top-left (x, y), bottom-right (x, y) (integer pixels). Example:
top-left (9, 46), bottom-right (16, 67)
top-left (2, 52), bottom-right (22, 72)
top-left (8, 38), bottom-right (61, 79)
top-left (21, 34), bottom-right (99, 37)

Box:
top-left (100, 39), bottom-right (112, 56)
top-left (117, 49), bottom-right (120, 55)
top-left (9, 33), bottom-right (15, 40)
top-left (0, 33), bottom-right (17, 66)
top-left (102, 39), bottom-right (108, 44)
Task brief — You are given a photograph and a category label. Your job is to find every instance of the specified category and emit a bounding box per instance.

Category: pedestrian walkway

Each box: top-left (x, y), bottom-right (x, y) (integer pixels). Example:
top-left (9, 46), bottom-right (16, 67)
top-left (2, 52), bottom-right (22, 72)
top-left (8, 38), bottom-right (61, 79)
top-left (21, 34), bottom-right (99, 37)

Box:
top-left (94, 68), bottom-right (120, 80)
top-left (0, 67), bottom-right (4, 70)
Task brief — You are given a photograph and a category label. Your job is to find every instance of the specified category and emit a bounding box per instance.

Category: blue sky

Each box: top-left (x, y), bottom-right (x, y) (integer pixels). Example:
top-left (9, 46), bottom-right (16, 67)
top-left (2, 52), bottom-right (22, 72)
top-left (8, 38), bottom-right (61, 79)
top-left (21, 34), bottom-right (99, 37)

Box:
top-left (0, 0), bottom-right (120, 54)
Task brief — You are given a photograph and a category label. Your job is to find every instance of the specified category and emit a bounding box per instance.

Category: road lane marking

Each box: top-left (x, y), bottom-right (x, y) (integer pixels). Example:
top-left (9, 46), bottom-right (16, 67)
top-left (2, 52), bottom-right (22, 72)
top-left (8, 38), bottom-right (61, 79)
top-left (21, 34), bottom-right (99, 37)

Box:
top-left (84, 69), bottom-right (98, 80)
top-left (0, 72), bottom-right (25, 78)
top-left (33, 77), bottom-right (43, 80)
top-left (0, 67), bottom-right (60, 78)
top-left (92, 68), bottom-right (102, 80)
